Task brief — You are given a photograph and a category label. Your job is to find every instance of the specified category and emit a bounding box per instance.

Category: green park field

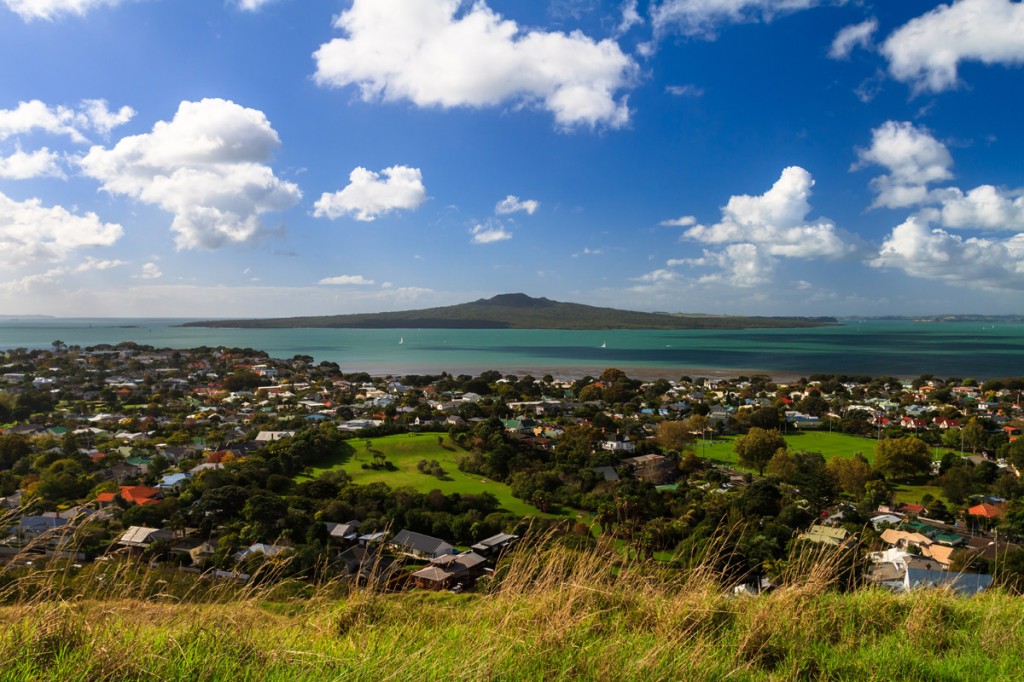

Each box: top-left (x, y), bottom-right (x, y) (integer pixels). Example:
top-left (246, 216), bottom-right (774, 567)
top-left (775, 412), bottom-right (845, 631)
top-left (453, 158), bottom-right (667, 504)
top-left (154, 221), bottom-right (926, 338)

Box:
top-left (698, 430), bottom-right (948, 506)
top-left (305, 430), bottom-right (949, 516)
top-left (302, 433), bottom-right (547, 518)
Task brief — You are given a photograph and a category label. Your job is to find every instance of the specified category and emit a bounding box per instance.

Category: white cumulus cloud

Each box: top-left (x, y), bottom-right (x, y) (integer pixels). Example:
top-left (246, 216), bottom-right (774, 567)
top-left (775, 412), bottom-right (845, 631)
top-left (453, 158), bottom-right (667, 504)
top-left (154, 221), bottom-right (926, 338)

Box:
top-left (0, 99), bottom-right (133, 142)
top-left (882, 0), bottom-right (1024, 93)
top-left (0, 190), bottom-right (122, 267)
top-left (237, 0), bottom-right (275, 10)
top-left (495, 195), bottom-right (539, 215)
top-left (872, 216), bottom-right (1024, 290)
top-left (936, 185), bottom-right (1024, 230)
top-left (312, 0), bottom-right (637, 130)
top-left (79, 98), bottom-right (301, 249)
top-left (319, 274), bottom-right (375, 286)
top-left (853, 121), bottom-right (953, 209)
top-left (76, 257), bottom-right (127, 272)
top-left (470, 222), bottom-right (512, 244)
top-left (829, 18), bottom-right (878, 59)
top-left (2, 0), bottom-right (125, 20)
top-left (314, 165), bottom-right (426, 222)
top-left (651, 0), bottom-right (822, 38)
top-left (139, 262), bottom-right (162, 279)
top-left (660, 215), bottom-right (697, 227)
top-left (684, 166), bottom-right (855, 259)
top-left (0, 148), bottom-right (64, 179)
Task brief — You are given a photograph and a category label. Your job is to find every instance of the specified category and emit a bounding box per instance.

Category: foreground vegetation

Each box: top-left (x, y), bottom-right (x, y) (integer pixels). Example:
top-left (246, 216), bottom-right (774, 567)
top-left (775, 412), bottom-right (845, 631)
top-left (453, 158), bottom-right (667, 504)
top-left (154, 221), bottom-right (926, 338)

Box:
top-left (2, 540), bottom-right (1023, 681)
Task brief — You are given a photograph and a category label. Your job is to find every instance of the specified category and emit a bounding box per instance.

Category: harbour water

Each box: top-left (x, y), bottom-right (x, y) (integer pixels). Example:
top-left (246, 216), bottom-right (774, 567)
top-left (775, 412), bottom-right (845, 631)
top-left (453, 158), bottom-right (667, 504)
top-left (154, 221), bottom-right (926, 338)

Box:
top-left (0, 318), bottom-right (1022, 379)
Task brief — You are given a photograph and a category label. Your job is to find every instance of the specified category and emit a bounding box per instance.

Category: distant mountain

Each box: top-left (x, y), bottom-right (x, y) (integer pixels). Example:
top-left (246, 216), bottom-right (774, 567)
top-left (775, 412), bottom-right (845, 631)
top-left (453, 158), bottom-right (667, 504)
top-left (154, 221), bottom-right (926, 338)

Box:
top-left (182, 293), bottom-right (838, 330)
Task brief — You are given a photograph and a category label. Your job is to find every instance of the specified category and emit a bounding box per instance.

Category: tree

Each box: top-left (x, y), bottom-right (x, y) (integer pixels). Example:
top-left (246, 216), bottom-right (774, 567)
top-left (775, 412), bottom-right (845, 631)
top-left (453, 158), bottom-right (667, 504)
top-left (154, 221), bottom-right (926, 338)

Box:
top-left (654, 420), bottom-right (694, 453)
top-left (874, 437), bottom-right (932, 481)
top-left (826, 454), bottom-right (874, 497)
top-left (734, 427), bottom-right (786, 476)
top-left (748, 407), bottom-right (782, 430)
top-left (962, 417), bottom-right (986, 454)
top-left (940, 465), bottom-right (973, 505)
top-left (554, 425), bottom-right (600, 469)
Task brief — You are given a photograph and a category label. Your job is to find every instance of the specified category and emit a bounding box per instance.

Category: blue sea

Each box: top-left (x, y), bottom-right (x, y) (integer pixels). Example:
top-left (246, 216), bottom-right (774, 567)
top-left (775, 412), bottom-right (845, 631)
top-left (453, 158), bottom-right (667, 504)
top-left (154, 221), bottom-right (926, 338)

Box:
top-left (0, 318), bottom-right (1022, 379)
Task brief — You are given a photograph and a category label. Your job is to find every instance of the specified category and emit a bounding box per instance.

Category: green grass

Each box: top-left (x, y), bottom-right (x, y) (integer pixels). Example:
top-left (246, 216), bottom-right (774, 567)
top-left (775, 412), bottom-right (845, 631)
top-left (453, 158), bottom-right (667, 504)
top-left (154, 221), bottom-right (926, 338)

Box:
top-left (699, 431), bottom-right (879, 469)
top-left (2, 541), bottom-right (1023, 681)
top-left (699, 430), bottom-right (949, 505)
top-left (303, 433), bottom-right (552, 518)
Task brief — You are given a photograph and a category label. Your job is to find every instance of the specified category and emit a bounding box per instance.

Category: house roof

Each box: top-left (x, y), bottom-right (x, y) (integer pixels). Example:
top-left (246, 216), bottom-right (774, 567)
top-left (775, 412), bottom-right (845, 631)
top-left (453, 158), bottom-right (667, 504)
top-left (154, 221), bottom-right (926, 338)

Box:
top-left (118, 526), bottom-right (170, 547)
top-left (921, 544), bottom-right (955, 567)
top-left (471, 532), bottom-right (519, 552)
top-left (905, 568), bottom-right (992, 595)
top-left (326, 521), bottom-right (362, 540)
top-left (880, 529), bottom-right (933, 547)
top-left (390, 529), bottom-right (454, 557)
top-left (798, 525), bottom-right (849, 546)
top-left (411, 565), bottom-right (454, 583)
top-left (120, 485), bottom-right (162, 506)
top-left (968, 503), bottom-right (1006, 519)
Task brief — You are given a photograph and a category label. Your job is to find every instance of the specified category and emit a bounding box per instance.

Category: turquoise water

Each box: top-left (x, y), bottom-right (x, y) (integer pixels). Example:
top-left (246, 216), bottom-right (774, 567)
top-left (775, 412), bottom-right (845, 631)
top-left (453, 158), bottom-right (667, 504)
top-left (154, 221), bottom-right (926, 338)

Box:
top-left (1, 318), bottom-right (1022, 379)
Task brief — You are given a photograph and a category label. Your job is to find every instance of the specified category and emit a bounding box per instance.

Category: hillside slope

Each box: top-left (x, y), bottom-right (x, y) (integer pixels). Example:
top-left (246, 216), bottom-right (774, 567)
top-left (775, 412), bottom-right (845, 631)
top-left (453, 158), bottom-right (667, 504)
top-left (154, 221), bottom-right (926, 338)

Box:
top-left (183, 293), bottom-right (838, 330)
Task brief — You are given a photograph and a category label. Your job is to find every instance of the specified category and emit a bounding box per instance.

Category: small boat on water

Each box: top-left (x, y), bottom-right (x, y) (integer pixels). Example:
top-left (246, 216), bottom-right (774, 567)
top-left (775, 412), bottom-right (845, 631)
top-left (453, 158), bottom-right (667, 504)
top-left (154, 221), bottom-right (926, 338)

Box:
top-left (399, 337), bottom-right (404, 345)
top-left (600, 341), bottom-right (606, 349)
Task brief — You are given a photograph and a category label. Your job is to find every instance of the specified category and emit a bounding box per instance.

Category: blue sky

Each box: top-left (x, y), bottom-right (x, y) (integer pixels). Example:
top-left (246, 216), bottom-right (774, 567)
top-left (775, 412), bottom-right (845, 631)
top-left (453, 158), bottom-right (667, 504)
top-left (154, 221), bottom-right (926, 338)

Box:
top-left (0, 0), bottom-right (1022, 318)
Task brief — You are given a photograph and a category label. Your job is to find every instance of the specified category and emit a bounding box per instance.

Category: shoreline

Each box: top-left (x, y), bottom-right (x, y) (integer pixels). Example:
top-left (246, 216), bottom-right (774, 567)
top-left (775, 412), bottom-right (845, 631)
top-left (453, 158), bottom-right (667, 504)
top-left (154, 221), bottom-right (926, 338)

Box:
top-left (353, 363), bottom-right (806, 383)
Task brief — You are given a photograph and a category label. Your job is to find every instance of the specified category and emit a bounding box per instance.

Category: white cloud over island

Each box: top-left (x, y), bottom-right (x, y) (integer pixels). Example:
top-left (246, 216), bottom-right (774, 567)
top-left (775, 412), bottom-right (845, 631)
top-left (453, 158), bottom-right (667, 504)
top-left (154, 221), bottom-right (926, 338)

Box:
top-left (314, 166), bottom-right (426, 222)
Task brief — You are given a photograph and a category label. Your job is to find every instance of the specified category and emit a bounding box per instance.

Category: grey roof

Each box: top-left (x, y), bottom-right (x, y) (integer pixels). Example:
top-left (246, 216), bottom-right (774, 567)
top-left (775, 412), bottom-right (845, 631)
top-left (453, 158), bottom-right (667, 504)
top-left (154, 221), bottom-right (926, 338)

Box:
top-left (411, 565), bottom-right (454, 583)
top-left (15, 516), bottom-right (69, 534)
top-left (326, 520), bottom-right (362, 540)
top-left (904, 568), bottom-right (993, 595)
top-left (390, 529), bottom-right (454, 558)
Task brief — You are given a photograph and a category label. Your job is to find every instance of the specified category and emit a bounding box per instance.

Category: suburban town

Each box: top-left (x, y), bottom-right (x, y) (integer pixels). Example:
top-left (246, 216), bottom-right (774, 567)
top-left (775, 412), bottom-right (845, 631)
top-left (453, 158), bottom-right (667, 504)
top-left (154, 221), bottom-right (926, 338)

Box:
top-left (2, 341), bottom-right (1024, 596)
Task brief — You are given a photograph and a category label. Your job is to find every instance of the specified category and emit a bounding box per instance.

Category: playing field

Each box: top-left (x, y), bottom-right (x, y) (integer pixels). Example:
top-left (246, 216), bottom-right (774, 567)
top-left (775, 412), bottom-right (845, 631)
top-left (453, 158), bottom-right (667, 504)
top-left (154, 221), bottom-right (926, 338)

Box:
top-left (302, 432), bottom-right (549, 518)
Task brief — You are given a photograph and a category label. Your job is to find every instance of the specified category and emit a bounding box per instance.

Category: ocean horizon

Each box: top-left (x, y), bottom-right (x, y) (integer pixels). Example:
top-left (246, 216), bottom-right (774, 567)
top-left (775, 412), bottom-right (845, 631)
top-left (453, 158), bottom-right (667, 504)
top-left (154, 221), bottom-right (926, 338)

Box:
top-left (2, 318), bottom-right (1023, 380)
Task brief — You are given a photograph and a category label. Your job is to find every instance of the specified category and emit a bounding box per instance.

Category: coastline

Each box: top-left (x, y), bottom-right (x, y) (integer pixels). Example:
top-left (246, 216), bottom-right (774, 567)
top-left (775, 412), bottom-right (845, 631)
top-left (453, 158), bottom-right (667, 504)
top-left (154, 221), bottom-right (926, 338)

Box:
top-left (356, 363), bottom-right (801, 383)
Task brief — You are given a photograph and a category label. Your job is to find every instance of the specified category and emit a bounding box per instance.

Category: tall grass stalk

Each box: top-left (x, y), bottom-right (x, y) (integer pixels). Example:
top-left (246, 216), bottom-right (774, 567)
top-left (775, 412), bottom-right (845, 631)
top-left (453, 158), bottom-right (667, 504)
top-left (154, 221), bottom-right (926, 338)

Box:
top-left (0, 520), bottom-right (1022, 680)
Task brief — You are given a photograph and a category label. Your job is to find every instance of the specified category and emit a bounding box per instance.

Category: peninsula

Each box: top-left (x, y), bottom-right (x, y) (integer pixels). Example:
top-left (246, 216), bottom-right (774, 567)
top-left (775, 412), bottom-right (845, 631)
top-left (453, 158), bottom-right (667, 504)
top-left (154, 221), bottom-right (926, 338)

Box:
top-left (182, 293), bottom-right (838, 330)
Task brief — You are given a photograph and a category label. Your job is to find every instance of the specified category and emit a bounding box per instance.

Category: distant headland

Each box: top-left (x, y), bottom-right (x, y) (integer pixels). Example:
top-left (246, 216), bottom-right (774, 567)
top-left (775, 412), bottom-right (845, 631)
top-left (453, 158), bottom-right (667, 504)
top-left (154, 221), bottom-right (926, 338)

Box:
top-left (181, 293), bottom-right (839, 331)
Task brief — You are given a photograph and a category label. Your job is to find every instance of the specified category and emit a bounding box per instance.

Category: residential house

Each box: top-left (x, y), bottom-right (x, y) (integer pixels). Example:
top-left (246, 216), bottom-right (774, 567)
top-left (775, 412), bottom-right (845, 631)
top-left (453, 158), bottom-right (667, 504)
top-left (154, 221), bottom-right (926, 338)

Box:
top-left (325, 520), bottom-right (362, 546)
top-left (389, 529), bottom-right (455, 560)
top-left (411, 551), bottom-right (488, 590)
top-left (470, 533), bottom-right (519, 558)
top-left (797, 524), bottom-right (851, 547)
top-left (117, 526), bottom-right (174, 549)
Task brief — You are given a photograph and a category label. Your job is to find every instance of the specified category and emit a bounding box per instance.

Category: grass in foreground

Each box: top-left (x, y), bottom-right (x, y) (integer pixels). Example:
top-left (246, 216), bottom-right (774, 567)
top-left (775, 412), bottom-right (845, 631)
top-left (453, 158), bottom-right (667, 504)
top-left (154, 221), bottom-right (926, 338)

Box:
top-left (1, 538), bottom-right (1022, 681)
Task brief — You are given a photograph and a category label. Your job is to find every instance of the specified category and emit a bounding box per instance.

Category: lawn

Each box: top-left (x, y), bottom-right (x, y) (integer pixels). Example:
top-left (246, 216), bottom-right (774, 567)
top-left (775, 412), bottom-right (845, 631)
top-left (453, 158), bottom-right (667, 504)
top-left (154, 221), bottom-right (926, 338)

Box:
top-left (698, 429), bottom-right (950, 505)
top-left (699, 430), bottom-right (895, 468)
top-left (301, 433), bottom-right (553, 518)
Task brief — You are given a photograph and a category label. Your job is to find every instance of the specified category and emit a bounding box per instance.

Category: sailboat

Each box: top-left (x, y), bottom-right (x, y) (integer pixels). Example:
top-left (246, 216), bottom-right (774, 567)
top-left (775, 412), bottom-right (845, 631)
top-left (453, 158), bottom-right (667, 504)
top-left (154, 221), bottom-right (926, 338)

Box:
top-left (399, 337), bottom-right (404, 345)
top-left (600, 341), bottom-right (606, 349)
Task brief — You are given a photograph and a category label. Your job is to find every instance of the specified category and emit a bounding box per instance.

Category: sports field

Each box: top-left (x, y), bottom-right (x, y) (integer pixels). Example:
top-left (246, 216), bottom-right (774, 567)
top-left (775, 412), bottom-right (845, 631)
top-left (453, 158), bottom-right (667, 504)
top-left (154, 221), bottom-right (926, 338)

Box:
top-left (302, 432), bottom-right (549, 518)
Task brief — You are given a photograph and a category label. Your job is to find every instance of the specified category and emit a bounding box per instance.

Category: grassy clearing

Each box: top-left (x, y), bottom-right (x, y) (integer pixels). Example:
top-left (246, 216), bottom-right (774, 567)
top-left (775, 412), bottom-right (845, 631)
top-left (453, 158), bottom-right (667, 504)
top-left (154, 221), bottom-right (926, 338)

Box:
top-left (1, 540), bottom-right (1021, 681)
top-left (700, 430), bottom-right (948, 504)
top-left (700, 431), bottom-right (878, 469)
top-left (302, 433), bottom-right (547, 518)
